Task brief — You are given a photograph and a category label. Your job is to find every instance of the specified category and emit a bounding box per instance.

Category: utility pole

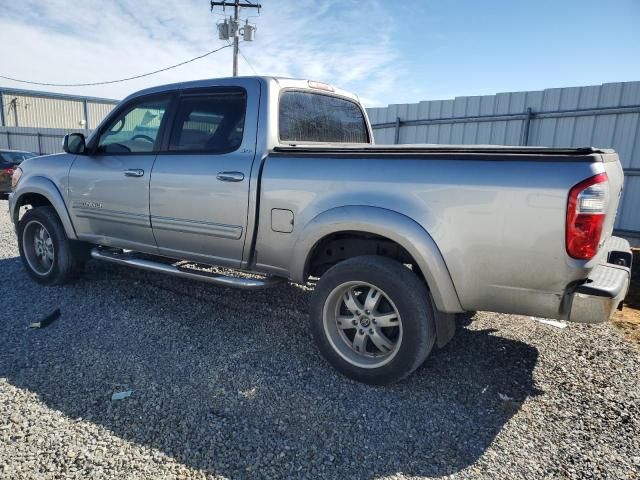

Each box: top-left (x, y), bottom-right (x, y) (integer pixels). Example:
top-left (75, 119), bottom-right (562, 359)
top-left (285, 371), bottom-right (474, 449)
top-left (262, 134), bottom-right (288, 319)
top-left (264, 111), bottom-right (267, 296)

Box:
top-left (210, 0), bottom-right (261, 77)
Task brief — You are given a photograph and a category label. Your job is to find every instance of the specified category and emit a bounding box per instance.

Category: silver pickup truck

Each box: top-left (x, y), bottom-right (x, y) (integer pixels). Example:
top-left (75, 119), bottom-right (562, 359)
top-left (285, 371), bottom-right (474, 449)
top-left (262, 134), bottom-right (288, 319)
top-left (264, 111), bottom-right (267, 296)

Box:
top-left (9, 76), bottom-right (633, 384)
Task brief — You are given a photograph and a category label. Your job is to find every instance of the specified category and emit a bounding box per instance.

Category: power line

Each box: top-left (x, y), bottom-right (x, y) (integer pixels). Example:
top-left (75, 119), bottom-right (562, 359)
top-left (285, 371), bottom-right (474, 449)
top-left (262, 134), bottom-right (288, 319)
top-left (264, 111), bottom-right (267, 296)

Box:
top-left (228, 40), bottom-right (258, 74)
top-left (0, 44), bottom-right (233, 87)
top-left (238, 45), bottom-right (258, 74)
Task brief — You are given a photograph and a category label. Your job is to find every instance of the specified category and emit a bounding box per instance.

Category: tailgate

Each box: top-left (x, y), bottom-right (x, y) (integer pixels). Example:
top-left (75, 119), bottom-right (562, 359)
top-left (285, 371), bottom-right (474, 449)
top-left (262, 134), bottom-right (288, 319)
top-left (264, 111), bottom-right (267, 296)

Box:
top-left (599, 152), bottom-right (625, 254)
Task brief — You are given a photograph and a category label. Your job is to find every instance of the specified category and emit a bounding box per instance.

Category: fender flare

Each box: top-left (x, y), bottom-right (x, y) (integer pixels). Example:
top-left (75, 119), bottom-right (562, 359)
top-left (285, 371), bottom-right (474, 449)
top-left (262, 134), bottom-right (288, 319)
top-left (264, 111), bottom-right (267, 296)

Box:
top-left (10, 176), bottom-right (78, 240)
top-left (290, 205), bottom-right (463, 313)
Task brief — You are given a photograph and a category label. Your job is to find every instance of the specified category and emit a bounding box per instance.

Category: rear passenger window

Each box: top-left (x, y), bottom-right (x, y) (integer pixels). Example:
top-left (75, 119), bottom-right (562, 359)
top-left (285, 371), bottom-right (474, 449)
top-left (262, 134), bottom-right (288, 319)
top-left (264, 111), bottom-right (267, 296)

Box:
top-left (279, 91), bottom-right (369, 143)
top-left (169, 91), bottom-right (246, 153)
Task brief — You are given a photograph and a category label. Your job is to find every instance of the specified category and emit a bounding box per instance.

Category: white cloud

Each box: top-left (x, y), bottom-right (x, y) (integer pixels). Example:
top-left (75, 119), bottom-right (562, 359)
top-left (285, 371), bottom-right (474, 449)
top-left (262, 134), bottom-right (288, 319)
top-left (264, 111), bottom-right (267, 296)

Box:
top-left (0, 0), bottom-right (403, 106)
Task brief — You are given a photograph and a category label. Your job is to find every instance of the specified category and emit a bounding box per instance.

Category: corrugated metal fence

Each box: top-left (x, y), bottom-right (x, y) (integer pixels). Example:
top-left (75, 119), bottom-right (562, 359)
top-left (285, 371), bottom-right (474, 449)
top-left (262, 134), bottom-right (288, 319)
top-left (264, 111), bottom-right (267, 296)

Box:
top-left (366, 81), bottom-right (640, 239)
top-left (0, 87), bottom-right (117, 155)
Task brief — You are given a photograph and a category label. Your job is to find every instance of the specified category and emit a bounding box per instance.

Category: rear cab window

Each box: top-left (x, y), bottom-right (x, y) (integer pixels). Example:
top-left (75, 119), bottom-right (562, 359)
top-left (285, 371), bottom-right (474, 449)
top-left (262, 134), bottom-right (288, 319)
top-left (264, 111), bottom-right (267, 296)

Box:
top-left (279, 91), bottom-right (369, 144)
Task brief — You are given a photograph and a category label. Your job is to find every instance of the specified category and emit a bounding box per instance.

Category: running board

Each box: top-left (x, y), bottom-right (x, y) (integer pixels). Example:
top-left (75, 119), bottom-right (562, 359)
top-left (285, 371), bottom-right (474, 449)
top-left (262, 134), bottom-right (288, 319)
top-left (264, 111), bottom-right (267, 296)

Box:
top-left (90, 248), bottom-right (284, 290)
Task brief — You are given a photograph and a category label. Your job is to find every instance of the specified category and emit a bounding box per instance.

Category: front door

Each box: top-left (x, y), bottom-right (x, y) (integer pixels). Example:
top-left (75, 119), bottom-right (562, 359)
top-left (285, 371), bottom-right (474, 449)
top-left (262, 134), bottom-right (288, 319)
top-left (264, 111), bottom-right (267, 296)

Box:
top-left (150, 85), bottom-right (257, 267)
top-left (68, 94), bottom-right (172, 252)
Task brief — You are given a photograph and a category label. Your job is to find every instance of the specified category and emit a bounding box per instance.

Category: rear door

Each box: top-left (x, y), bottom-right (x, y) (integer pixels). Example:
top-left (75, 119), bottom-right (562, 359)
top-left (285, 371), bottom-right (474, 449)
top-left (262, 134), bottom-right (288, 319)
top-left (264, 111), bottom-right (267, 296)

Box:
top-left (68, 93), bottom-right (172, 251)
top-left (149, 84), bottom-right (259, 267)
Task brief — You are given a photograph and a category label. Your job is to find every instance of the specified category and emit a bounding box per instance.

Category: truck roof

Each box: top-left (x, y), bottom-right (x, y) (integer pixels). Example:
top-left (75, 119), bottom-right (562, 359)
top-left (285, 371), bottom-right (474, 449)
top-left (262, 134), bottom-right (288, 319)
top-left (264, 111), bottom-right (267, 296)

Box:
top-left (122, 76), bottom-right (360, 104)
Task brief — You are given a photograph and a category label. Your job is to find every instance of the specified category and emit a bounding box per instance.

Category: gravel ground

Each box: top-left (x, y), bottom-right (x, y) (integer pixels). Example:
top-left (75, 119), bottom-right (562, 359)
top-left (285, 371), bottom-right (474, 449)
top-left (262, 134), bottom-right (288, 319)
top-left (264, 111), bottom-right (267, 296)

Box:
top-left (0, 199), bottom-right (639, 480)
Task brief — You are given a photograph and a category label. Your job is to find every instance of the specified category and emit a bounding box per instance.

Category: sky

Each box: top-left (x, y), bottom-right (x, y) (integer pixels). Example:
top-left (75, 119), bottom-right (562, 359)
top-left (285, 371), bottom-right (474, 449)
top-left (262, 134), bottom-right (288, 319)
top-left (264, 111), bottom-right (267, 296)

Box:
top-left (0, 0), bottom-right (639, 107)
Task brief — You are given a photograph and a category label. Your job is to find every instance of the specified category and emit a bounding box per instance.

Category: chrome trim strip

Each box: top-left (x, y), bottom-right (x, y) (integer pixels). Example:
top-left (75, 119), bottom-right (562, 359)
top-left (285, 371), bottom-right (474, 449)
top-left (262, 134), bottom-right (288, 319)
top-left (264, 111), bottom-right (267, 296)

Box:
top-left (72, 205), bottom-right (150, 227)
top-left (151, 215), bottom-right (243, 240)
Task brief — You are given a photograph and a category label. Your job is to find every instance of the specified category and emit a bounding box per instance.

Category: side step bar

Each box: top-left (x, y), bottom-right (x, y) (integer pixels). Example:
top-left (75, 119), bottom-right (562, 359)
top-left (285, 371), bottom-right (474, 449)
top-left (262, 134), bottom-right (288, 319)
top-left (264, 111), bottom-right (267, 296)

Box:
top-left (90, 248), bottom-right (284, 290)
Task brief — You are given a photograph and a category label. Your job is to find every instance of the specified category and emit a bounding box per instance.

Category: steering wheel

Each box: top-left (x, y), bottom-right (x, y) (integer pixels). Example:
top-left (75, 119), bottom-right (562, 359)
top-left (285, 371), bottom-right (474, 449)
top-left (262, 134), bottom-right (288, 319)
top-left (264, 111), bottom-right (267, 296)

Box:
top-left (105, 143), bottom-right (131, 153)
top-left (131, 134), bottom-right (155, 143)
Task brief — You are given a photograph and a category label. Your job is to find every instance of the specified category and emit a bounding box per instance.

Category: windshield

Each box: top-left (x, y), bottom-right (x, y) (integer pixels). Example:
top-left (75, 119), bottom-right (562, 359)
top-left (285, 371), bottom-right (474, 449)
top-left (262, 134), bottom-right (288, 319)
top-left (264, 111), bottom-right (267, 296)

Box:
top-left (279, 91), bottom-right (369, 144)
top-left (0, 151), bottom-right (36, 165)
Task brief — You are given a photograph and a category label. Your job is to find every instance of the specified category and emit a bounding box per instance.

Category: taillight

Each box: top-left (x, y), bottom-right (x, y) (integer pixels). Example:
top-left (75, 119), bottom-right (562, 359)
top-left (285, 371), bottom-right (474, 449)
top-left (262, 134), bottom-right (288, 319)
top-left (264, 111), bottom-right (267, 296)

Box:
top-left (308, 80), bottom-right (335, 92)
top-left (566, 173), bottom-right (609, 260)
top-left (11, 167), bottom-right (23, 190)
top-left (2, 167), bottom-right (14, 175)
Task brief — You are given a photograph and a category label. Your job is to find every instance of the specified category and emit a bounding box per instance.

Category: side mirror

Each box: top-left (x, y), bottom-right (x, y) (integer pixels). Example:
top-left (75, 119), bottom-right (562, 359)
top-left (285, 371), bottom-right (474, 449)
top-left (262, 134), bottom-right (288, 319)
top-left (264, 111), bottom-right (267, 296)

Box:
top-left (62, 133), bottom-right (86, 154)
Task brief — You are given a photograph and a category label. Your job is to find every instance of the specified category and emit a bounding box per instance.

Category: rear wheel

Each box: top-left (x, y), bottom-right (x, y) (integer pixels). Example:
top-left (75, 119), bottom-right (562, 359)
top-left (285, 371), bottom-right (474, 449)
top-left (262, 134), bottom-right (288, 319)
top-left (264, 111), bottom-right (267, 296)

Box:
top-left (310, 255), bottom-right (436, 385)
top-left (17, 206), bottom-right (86, 285)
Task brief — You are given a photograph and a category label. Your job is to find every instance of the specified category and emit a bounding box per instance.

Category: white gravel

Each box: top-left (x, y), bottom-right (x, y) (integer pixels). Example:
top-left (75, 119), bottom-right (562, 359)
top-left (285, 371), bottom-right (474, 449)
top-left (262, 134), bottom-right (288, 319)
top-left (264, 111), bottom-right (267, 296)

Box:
top-left (0, 199), bottom-right (638, 479)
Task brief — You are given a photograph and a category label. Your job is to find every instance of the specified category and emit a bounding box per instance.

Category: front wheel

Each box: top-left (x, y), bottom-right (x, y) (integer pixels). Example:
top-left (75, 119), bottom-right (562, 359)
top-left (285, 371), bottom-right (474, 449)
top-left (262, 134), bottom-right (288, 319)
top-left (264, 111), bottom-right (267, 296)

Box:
top-left (17, 206), bottom-right (85, 285)
top-left (310, 256), bottom-right (436, 385)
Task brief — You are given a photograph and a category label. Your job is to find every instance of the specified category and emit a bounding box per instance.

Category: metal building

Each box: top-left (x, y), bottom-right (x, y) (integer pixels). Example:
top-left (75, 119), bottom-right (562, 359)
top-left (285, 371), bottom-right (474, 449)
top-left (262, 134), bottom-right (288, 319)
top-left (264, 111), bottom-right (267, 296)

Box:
top-left (366, 81), bottom-right (640, 240)
top-left (0, 87), bottom-right (117, 154)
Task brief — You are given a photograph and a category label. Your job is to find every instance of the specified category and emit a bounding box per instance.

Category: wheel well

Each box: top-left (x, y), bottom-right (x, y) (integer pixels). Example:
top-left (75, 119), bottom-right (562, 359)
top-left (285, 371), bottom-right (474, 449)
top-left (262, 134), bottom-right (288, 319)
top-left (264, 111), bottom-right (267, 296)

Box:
top-left (13, 193), bottom-right (53, 223)
top-left (307, 231), bottom-right (422, 280)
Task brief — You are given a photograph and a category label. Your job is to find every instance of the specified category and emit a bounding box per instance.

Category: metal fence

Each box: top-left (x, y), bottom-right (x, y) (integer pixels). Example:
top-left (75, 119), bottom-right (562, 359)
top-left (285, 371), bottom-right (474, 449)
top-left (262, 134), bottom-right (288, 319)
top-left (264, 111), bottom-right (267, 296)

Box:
top-left (366, 81), bottom-right (640, 239)
top-left (0, 126), bottom-right (92, 155)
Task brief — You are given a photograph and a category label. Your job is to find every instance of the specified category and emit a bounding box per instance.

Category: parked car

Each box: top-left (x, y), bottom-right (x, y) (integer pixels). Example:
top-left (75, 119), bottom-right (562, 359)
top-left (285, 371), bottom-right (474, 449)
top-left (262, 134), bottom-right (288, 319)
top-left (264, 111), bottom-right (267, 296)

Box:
top-left (8, 77), bottom-right (633, 384)
top-left (0, 149), bottom-right (36, 196)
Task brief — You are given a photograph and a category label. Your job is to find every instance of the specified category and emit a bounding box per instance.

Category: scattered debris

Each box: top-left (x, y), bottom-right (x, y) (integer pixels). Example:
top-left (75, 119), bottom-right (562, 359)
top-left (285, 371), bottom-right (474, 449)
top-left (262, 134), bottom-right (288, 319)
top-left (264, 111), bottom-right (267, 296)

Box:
top-left (239, 386), bottom-right (258, 398)
top-left (531, 317), bottom-right (567, 329)
top-left (481, 385), bottom-right (488, 394)
top-left (111, 390), bottom-right (133, 401)
top-left (498, 393), bottom-right (513, 401)
top-left (29, 308), bottom-right (61, 329)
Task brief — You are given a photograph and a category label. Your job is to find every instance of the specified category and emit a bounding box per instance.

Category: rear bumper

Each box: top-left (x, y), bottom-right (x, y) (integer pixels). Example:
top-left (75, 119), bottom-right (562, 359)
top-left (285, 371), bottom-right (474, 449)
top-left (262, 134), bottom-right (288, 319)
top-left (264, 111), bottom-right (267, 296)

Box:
top-left (568, 236), bottom-right (632, 324)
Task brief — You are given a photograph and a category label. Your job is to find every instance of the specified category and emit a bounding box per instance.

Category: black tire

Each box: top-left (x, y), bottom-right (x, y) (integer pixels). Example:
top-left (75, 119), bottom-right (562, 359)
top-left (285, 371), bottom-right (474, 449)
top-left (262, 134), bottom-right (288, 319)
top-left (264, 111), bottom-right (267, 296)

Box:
top-left (17, 206), bottom-right (85, 285)
top-left (310, 255), bottom-right (436, 385)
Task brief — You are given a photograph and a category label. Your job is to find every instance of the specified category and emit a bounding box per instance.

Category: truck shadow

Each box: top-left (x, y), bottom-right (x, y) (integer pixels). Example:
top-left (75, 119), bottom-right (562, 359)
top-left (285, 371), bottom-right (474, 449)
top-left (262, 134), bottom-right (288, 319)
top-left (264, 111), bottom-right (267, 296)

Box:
top-left (0, 257), bottom-right (541, 479)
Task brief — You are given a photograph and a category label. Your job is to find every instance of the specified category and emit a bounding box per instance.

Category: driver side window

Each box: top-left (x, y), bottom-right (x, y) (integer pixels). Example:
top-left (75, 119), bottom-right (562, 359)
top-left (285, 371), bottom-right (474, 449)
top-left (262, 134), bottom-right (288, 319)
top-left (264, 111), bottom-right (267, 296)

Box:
top-left (97, 96), bottom-right (170, 154)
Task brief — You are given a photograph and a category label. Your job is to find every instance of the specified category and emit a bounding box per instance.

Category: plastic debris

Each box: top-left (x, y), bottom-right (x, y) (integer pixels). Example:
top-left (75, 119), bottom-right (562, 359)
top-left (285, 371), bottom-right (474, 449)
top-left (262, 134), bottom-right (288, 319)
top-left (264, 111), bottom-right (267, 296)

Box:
top-left (481, 385), bottom-right (488, 394)
top-left (111, 390), bottom-right (133, 401)
top-left (29, 308), bottom-right (61, 329)
top-left (498, 393), bottom-right (513, 401)
top-left (531, 317), bottom-right (568, 329)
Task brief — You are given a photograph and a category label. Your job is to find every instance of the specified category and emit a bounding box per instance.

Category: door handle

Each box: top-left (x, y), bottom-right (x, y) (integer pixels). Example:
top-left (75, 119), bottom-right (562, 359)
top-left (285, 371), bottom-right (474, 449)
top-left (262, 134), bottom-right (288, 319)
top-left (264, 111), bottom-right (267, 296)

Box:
top-left (124, 168), bottom-right (144, 177)
top-left (216, 171), bottom-right (245, 182)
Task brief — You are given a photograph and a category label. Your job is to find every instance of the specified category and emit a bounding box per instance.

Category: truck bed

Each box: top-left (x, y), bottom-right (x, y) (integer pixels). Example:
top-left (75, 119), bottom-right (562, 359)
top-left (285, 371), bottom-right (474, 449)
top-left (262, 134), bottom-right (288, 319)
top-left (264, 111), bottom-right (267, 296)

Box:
top-left (256, 145), bottom-right (625, 319)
